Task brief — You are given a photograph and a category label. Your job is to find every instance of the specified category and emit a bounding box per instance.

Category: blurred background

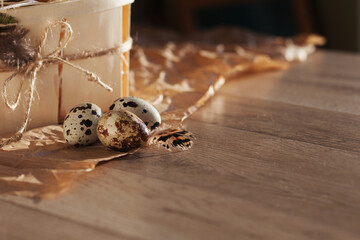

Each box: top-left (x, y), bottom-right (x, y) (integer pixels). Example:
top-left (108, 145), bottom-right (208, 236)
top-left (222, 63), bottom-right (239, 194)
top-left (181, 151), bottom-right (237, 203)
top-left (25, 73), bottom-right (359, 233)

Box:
top-left (132, 0), bottom-right (358, 52)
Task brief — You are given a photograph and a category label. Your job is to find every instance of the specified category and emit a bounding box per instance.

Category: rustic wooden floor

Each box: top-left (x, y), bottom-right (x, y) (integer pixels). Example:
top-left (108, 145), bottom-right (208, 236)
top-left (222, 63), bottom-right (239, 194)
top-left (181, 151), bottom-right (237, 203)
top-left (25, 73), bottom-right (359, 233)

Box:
top-left (1, 51), bottom-right (360, 240)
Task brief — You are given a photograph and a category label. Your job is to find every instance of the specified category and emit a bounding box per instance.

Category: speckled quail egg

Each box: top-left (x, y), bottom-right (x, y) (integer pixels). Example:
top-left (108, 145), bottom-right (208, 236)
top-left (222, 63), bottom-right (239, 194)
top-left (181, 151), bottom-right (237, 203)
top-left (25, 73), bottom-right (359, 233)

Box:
top-left (109, 97), bottom-right (161, 131)
top-left (63, 102), bottom-right (103, 146)
top-left (97, 110), bottom-right (150, 151)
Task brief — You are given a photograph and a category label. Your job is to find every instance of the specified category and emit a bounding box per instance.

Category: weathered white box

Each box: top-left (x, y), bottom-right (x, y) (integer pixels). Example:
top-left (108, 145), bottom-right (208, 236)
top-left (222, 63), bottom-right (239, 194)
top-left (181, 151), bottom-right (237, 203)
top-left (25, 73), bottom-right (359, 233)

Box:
top-left (0, 0), bottom-right (133, 134)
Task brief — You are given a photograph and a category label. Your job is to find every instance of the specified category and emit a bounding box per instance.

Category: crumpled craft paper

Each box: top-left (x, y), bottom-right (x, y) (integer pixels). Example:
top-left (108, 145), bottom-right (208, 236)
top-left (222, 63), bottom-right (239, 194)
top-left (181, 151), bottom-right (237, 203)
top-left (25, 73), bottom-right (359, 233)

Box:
top-left (0, 28), bottom-right (324, 198)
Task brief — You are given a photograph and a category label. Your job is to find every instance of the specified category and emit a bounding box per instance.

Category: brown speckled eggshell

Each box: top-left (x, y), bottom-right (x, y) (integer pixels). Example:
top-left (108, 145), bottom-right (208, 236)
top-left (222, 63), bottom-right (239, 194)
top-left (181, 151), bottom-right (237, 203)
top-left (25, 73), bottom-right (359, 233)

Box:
top-left (97, 110), bottom-right (150, 152)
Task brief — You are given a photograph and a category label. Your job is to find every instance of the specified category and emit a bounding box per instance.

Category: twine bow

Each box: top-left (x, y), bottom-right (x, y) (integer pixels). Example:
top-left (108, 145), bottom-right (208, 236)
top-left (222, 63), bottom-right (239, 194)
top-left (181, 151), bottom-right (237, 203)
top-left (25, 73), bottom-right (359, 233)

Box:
top-left (0, 20), bottom-right (114, 147)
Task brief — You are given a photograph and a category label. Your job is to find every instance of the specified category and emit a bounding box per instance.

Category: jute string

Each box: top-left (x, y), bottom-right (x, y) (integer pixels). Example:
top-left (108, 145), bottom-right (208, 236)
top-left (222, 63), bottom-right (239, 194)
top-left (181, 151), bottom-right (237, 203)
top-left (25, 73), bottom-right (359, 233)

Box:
top-left (0, 20), bottom-right (132, 147)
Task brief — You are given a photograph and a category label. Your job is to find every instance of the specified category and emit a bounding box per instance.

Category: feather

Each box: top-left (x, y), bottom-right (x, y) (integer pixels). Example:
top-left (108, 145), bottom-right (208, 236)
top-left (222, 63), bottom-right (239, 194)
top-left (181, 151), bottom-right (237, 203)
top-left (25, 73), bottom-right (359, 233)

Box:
top-left (0, 13), bottom-right (35, 67)
top-left (0, 13), bottom-right (17, 34)
top-left (149, 128), bottom-right (194, 151)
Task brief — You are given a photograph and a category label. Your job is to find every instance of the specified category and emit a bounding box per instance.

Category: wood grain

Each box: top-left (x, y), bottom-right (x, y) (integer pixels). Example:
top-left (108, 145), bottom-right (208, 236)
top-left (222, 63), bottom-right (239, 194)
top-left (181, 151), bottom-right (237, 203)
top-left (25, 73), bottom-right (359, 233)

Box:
top-left (1, 50), bottom-right (360, 239)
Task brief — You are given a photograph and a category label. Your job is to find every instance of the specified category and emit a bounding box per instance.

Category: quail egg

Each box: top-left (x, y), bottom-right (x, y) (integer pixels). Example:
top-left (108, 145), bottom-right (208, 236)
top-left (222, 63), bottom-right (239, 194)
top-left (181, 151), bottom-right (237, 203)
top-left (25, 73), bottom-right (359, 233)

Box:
top-left (97, 110), bottom-right (150, 151)
top-left (63, 102), bottom-right (102, 146)
top-left (109, 97), bottom-right (161, 131)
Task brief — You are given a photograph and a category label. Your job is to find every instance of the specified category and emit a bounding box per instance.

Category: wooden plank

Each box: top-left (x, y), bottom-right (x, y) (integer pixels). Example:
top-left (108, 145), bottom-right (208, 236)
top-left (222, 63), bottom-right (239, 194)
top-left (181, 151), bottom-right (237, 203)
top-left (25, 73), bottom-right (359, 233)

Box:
top-left (1, 119), bottom-right (360, 239)
top-left (0, 199), bottom-right (129, 240)
top-left (191, 93), bottom-right (360, 152)
top-left (1, 162), bottom-right (358, 240)
top-left (226, 51), bottom-right (360, 115)
top-left (111, 122), bottom-right (360, 237)
top-left (1, 51), bottom-right (360, 240)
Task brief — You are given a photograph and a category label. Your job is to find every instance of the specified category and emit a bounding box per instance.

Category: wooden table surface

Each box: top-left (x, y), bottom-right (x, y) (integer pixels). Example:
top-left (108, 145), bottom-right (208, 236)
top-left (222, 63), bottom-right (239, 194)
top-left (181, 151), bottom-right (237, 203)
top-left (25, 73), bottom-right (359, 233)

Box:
top-left (1, 50), bottom-right (360, 240)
